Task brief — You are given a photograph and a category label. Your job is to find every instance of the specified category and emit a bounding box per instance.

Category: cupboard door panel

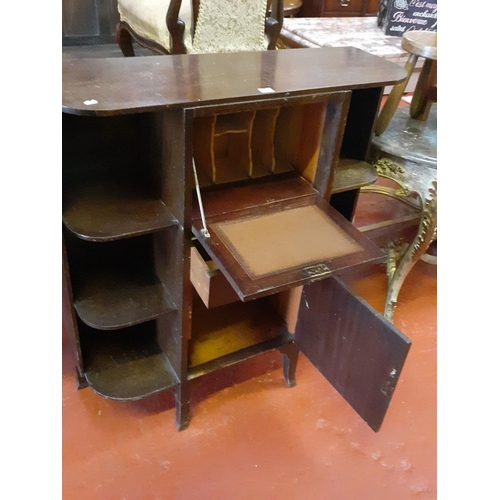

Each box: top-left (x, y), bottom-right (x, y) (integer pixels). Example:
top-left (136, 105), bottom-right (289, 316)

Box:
top-left (295, 276), bottom-right (411, 431)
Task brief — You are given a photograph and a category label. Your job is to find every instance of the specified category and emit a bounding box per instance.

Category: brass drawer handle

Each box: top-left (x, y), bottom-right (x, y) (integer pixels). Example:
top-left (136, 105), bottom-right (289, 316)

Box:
top-left (340, 0), bottom-right (350, 6)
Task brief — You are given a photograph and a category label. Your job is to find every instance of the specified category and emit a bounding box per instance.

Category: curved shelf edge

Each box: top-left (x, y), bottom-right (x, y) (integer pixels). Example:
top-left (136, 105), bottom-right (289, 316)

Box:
top-left (331, 158), bottom-right (378, 194)
top-left (81, 323), bottom-right (180, 400)
top-left (63, 197), bottom-right (178, 242)
top-left (74, 281), bottom-right (177, 331)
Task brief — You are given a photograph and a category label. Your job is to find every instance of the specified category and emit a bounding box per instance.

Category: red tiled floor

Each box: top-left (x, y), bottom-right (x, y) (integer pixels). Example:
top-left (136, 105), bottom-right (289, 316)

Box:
top-left (63, 258), bottom-right (436, 499)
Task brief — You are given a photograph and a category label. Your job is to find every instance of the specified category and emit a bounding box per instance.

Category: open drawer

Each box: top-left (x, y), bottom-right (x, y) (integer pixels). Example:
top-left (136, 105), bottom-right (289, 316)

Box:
top-left (192, 175), bottom-right (385, 301)
top-left (190, 242), bottom-right (240, 309)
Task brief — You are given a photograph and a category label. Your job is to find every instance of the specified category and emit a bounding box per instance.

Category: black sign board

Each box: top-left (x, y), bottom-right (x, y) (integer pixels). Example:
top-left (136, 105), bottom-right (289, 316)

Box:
top-left (378, 0), bottom-right (437, 37)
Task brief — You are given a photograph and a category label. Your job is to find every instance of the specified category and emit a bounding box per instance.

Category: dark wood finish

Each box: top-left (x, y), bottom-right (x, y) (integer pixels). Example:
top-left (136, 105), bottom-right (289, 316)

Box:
top-left (64, 231), bottom-right (177, 330)
top-left (63, 187), bottom-right (177, 242)
top-left (62, 234), bottom-right (86, 388)
top-left (330, 86), bottom-right (383, 219)
top-left (167, 0), bottom-right (189, 54)
top-left (62, 48), bottom-right (406, 116)
top-left (266, 0), bottom-right (286, 49)
top-left (340, 87), bottom-right (383, 162)
top-left (79, 320), bottom-right (179, 400)
top-left (278, 342), bottom-right (299, 387)
top-left (115, 20), bottom-right (176, 57)
top-left (192, 174), bottom-right (315, 218)
top-left (299, 0), bottom-right (378, 17)
top-left (62, 48), bottom-right (409, 432)
top-left (311, 95), bottom-right (351, 198)
top-left (295, 277), bottom-right (411, 431)
top-left (74, 273), bottom-right (176, 331)
top-left (62, 112), bottom-right (179, 242)
top-left (153, 109), bottom-right (193, 430)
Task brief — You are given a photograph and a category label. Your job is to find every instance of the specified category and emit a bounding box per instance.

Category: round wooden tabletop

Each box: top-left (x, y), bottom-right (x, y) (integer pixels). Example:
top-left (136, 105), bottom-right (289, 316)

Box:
top-left (402, 31), bottom-right (437, 60)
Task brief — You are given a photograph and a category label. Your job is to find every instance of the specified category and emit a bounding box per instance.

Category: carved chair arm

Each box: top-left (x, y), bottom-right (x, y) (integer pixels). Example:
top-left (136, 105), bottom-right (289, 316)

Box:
top-left (266, 0), bottom-right (284, 49)
top-left (167, 0), bottom-right (187, 54)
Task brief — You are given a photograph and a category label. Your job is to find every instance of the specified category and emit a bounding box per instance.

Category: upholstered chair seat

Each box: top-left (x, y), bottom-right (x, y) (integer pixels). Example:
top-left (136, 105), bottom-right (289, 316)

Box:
top-left (117, 0), bottom-right (193, 53)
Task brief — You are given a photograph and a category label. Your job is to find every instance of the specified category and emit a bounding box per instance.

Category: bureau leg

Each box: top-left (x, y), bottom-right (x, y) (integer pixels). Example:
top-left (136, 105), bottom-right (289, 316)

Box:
top-left (175, 384), bottom-right (190, 431)
top-left (279, 343), bottom-right (299, 388)
top-left (75, 367), bottom-right (88, 390)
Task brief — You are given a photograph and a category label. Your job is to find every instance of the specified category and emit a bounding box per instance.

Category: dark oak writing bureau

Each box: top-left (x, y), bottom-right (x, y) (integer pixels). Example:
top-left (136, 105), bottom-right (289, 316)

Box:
top-left (62, 47), bottom-right (409, 432)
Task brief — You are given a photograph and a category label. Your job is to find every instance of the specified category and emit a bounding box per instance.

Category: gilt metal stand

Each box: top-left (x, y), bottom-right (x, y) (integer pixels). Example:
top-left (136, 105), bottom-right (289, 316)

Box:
top-left (362, 104), bottom-right (437, 321)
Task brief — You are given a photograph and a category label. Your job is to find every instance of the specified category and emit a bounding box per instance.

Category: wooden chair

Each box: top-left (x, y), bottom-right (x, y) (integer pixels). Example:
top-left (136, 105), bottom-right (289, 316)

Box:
top-left (116, 0), bottom-right (284, 56)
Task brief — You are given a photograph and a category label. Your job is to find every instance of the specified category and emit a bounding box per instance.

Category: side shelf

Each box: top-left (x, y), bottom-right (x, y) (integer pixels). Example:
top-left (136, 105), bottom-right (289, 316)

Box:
top-left (63, 112), bottom-right (178, 241)
top-left (331, 158), bottom-right (378, 194)
top-left (65, 231), bottom-right (177, 330)
top-left (79, 320), bottom-right (179, 400)
top-left (63, 183), bottom-right (178, 242)
top-left (63, 109), bottom-right (188, 406)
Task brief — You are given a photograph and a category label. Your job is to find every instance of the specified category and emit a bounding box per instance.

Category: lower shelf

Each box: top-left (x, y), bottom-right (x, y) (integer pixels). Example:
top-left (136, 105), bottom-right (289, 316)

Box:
top-left (80, 321), bottom-right (179, 401)
top-left (188, 331), bottom-right (293, 380)
top-left (188, 294), bottom-right (291, 377)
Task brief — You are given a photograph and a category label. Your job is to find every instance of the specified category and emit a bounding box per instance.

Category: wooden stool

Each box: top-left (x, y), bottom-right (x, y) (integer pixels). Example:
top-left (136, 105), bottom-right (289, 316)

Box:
top-left (284, 0), bottom-right (302, 17)
top-left (375, 30), bottom-right (437, 136)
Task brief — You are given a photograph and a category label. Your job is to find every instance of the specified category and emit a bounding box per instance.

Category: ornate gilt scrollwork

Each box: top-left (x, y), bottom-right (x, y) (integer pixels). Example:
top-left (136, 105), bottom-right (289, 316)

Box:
top-left (373, 158), bottom-right (405, 181)
top-left (372, 158), bottom-right (412, 197)
top-left (368, 154), bottom-right (437, 322)
top-left (411, 180), bottom-right (437, 259)
top-left (383, 238), bottom-right (408, 281)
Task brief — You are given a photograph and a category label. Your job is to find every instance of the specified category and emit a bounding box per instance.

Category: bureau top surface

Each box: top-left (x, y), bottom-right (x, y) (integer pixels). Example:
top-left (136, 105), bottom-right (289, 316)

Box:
top-left (62, 47), bottom-right (406, 116)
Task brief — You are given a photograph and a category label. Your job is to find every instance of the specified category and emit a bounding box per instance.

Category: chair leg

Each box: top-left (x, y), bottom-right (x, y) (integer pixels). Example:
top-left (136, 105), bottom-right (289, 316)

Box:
top-left (374, 54), bottom-right (418, 136)
top-left (116, 22), bottom-right (135, 57)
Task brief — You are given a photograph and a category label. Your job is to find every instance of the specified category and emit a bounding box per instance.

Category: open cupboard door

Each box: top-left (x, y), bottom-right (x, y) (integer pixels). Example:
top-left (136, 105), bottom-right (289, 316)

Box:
top-left (294, 277), bottom-right (411, 432)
